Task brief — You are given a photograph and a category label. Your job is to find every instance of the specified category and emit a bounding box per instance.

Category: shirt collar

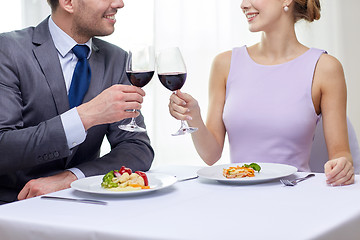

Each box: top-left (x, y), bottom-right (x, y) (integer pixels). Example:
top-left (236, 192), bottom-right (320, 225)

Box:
top-left (48, 16), bottom-right (92, 58)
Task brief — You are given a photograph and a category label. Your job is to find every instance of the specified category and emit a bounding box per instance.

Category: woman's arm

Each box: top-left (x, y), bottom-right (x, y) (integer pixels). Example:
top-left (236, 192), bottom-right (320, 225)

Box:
top-left (314, 54), bottom-right (354, 185)
top-left (169, 51), bottom-right (231, 165)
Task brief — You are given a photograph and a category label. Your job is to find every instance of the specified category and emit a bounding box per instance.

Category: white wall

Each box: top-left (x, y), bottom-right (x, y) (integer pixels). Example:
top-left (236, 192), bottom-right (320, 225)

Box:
top-left (0, 1), bottom-right (22, 32)
top-left (338, 0), bottom-right (360, 140)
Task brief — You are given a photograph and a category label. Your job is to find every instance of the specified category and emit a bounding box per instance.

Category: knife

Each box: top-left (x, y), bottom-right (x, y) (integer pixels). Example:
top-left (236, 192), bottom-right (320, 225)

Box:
top-left (41, 196), bottom-right (107, 205)
top-left (176, 176), bottom-right (199, 182)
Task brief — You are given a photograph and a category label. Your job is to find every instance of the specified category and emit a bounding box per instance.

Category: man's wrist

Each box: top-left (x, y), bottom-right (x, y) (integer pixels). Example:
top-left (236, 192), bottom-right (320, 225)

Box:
top-left (64, 170), bottom-right (78, 184)
top-left (76, 103), bottom-right (94, 131)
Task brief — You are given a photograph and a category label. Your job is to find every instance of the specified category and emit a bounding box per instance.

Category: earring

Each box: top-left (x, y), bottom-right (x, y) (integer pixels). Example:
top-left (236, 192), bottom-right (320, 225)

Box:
top-left (284, 5), bottom-right (289, 12)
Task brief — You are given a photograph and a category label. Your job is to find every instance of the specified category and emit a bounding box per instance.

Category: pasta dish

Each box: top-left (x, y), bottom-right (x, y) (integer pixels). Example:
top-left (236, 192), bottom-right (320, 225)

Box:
top-left (223, 163), bottom-right (261, 179)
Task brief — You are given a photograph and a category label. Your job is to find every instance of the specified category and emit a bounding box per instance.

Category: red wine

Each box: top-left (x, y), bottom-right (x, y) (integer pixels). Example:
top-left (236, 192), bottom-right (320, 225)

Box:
top-left (158, 72), bottom-right (187, 91)
top-left (126, 71), bottom-right (154, 87)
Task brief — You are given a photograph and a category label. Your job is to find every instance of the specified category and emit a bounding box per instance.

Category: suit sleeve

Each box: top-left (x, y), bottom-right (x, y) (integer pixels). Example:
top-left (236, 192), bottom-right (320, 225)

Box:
top-left (74, 120), bottom-right (154, 176)
top-left (0, 36), bottom-right (72, 175)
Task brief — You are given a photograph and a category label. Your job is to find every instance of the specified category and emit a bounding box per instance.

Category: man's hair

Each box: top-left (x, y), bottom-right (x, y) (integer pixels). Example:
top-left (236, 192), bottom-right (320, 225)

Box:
top-left (47, 0), bottom-right (59, 11)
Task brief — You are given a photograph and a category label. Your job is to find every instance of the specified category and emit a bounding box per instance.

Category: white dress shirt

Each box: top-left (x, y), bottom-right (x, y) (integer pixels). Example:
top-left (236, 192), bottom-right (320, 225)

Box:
top-left (48, 16), bottom-right (93, 179)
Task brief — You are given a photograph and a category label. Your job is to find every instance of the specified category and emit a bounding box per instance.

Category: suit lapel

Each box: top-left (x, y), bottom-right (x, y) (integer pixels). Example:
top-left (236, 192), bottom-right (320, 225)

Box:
top-left (32, 18), bottom-right (69, 114)
top-left (84, 43), bottom-right (105, 103)
top-left (32, 19), bottom-right (107, 168)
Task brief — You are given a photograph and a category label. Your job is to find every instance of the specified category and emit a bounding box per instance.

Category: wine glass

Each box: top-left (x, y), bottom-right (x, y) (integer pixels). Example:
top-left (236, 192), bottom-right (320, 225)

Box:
top-left (156, 47), bottom-right (198, 136)
top-left (118, 46), bottom-right (155, 132)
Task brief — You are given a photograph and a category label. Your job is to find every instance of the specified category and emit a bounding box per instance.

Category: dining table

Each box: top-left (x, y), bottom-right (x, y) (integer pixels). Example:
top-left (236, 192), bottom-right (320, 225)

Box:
top-left (0, 164), bottom-right (359, 240)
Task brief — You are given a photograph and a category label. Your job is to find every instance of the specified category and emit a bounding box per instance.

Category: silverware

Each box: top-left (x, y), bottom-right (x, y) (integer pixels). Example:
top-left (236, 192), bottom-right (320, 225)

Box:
top-left (41, 196), bottom-right (107, 205)
top-left (280, 173), bottom-right (315, 186)
top-left (176, 176), bottom-right (199, 182)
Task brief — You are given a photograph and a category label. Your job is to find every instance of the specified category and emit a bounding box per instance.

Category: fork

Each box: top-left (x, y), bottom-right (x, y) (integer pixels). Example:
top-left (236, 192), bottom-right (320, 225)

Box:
top-left (280, 173), bottom-right (315, 186)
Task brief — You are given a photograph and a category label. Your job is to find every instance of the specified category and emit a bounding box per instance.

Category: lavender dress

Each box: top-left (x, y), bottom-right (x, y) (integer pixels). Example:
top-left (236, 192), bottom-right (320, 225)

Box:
top-left (223, 46), bottom-right (325, 171)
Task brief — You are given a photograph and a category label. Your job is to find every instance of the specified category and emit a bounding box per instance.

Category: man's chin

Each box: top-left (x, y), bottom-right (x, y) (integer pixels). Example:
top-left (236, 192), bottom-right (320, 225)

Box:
top-left (94, 29), bottom-right (115, 37)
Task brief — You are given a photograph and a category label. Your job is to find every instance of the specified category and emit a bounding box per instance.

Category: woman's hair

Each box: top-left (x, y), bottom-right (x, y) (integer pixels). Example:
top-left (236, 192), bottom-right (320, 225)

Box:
top-left (293, 0), bottom-right (321, 22)
top-left (47, 0), bottom-right (59, 11)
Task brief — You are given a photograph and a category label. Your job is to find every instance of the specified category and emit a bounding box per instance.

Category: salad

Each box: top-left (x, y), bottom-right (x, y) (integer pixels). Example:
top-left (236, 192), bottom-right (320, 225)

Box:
top-left (101, 166), bottom-right (150, 191)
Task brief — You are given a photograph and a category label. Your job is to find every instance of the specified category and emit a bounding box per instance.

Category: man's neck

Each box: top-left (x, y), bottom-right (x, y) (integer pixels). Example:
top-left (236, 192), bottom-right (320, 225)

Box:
top-left (51, 12), bottom-right (90, 44)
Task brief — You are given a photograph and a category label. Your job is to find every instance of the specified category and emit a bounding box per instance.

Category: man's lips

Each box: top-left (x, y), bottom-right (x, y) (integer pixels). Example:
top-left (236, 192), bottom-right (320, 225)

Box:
top-left (104, 15), bottom-right (116, 20)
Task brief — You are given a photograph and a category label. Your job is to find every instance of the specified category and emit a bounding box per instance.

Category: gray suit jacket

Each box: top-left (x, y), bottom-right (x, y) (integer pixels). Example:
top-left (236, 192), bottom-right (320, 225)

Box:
top-left (0, 17), bottom-right (154, 203)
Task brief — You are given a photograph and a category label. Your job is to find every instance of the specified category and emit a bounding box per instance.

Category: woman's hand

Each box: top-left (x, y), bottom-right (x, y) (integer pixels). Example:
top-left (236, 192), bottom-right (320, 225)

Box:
top-left (168, 90), bottom-right (201, 123)
top-left (324, 157), bottom-right (355, 186)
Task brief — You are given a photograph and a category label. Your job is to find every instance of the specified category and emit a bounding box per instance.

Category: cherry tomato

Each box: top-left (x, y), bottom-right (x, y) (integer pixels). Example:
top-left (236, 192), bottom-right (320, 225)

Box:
top-left (135, 171), bottom-right (148, 186)
top-left (119, 166), bottom-right (132, 175)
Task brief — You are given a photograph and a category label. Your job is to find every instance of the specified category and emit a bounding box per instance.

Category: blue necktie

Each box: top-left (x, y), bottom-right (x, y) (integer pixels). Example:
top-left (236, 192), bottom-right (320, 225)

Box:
top-left (68, 45), bottom-right (91, 108)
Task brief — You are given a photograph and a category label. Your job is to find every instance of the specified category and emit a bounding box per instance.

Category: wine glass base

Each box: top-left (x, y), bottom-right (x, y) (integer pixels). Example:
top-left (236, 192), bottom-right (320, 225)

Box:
top-left (119, 124), bottom-right (147, 132)
top-left (171, 127), bottom-right (198, 136)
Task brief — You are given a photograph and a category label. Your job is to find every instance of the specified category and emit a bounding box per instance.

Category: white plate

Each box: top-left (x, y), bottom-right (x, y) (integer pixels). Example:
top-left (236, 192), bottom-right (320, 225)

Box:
top-left (197, 163), bottom-right (297, 184)
top-left (71, 173), bottom-right (177, 195)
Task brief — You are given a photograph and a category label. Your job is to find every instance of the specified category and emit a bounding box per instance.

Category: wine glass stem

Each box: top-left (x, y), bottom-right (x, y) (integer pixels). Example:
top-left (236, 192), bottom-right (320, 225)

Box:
top-left (129, 116), bottom-right (137, 125)
top-left (180, 120), bottom-right (188, 129)
top-left (129, 108), bottom-right (138, 125)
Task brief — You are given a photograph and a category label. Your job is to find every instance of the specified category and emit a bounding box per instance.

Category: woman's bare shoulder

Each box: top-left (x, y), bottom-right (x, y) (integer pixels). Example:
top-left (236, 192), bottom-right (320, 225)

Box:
top-left (316, 53), bottom-right (344, 77)
top-left (211, 50), bottom-right (232, 73)
top-left (214, 50), bottom-right (232, 63)
top-left (315, 53), bottom-right (346, 93)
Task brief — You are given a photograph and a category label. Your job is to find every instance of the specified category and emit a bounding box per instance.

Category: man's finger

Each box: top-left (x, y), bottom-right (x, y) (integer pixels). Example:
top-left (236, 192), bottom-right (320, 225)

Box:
top-left (116, 84), bottom-right (146, 95)
top-left (17, 185), bottom-right (30, 200)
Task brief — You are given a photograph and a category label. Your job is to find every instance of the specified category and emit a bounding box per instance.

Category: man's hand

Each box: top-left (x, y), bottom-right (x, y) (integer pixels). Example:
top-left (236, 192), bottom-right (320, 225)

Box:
top-left (17, 171), bottom-right (78, 200)
top-left (77, 84), bottom-right (145, 131)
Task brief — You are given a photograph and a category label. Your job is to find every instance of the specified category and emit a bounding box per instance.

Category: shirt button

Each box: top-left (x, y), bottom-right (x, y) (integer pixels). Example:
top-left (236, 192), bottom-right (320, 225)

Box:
top-left (72, 142), bottom-right (77, 147)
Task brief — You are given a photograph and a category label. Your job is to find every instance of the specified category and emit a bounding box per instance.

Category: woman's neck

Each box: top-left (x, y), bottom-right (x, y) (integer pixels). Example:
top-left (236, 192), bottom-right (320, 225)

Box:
top-left (248, 26), bottom-right (308, 65)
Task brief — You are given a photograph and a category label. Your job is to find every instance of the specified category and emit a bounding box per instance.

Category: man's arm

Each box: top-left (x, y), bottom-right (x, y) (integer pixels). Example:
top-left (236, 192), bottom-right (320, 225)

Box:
top-left (75, 114), bottom-right (154, 177)
top-left (0, 40), bottom-right (72, 175)
top-left (17, 170), bottom-right (77, 200)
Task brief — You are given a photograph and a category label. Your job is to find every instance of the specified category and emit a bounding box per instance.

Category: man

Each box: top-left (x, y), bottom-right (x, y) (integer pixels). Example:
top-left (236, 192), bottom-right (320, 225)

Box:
top-left (0, 0), bottom-right (154, 204)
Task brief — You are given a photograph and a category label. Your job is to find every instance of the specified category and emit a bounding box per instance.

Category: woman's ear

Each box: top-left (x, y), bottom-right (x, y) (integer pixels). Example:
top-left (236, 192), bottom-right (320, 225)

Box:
top-left (284, 0), bottom-right (294, 8)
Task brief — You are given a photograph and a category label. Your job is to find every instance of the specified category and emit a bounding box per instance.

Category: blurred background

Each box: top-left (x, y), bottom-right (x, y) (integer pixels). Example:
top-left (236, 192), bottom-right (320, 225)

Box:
top-left (1, 0), bottom-right (359, 168)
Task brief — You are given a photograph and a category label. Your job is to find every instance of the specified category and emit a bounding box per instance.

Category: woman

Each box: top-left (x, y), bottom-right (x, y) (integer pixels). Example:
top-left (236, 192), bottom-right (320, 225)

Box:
top-left (169, 0), bottom-right (354, 186)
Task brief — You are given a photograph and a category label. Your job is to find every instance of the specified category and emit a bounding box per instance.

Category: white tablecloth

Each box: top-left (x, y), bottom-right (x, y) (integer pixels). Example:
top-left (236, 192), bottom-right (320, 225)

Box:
top-left (0, 165), bottom-right (359, 240)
